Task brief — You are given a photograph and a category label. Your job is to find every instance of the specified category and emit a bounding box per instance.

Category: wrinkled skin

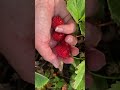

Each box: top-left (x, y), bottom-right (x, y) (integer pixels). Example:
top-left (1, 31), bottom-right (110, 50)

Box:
top-left (35, 0), bottom-right (79, 68)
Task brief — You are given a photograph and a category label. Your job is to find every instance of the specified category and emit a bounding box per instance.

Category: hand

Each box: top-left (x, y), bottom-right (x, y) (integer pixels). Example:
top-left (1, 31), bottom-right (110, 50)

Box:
top-left (35, 0), bottom-right (79, 68)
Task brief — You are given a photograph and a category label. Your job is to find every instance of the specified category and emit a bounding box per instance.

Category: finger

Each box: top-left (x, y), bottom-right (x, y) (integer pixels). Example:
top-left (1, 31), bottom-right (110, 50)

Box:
top-left (71, 46), bottom-right (79, 56)
top-left (54, 0), bottom-right (70, 21)
top-left (36, 43), bottom-right (59, 68)
top-left (55, 19), bottom-right (76, 34)
top-left (65, 35), bottom-right (77, 46)
top-left (54, 0), bottom-right (76, 34)
top-left (63, 57), bottom-right (74, 64)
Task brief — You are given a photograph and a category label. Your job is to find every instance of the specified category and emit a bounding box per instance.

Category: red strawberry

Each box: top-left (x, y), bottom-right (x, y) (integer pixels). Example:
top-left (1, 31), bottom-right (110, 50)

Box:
top-left (54, 41), bottom-right (71, 59)
top-left (52, 16), bottom-right (65, 41)
top-left (52, 16), bottom-right (64, 29)
top-left (52, 16), bottom-right (71, 59)
top-left (52, 31), bottom-right (65, 42)
top-left (61, 41), bottom-right (70, 48)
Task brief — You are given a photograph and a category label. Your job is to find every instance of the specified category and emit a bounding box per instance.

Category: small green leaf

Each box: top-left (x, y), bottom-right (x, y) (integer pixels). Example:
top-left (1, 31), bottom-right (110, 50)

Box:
top-left (79, 20), bottom-right (85, 36)
top-left (73, 60), bottom-right (85, 89)
top-left (56, 81), bottom-right (64, 88)
top-left (67, 0), bottom-right (85, 24)
top-left (77, 76), bottom-right (85, 90)
top-left (107, 81), bottom-right (120, 90)
top-left (35, 72), bottom-right (49, 89)
top-left (107, 0), bottom-right (120, 25)
top-left (73, 57), bottom-right (85, 67)
top-left (68, 84), bottom-right (73, 90)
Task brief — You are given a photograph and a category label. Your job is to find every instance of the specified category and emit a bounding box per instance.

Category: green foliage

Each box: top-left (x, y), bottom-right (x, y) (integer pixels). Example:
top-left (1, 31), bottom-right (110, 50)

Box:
top-left (67, 0), bottom-right (85, 36)
top-left (107, 81), bottom-right (120, 90)
top-left (35, 72), bottom-right (49, 89)
top-left (50, 76), bottom-right (65, 89)
top-left (72, 60), bottom-right (85, 90)
top-left (107, 0), bottom-right (120, 25)
top-left (66, 0), bottom-right (85, 88)
top-left (73, 57), bottom-right (85, 67)
top-left (79, 19), bottom-right (85, 36)
top-left (66, 1), bottom-right (85, 88)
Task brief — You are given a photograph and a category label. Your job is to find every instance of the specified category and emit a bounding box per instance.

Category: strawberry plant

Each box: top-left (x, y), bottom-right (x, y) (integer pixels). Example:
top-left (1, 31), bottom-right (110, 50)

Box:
top-left (35, 72), bottom-right (49, 89)
top-left (66, 0), bottom-right (85, 89)
top-left (35, 0), bottom-right (85, 89)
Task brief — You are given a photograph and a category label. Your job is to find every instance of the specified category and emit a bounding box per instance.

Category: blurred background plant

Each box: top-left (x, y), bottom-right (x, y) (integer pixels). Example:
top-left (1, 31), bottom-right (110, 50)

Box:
top-left (86, 0), bottom-right (120, 89)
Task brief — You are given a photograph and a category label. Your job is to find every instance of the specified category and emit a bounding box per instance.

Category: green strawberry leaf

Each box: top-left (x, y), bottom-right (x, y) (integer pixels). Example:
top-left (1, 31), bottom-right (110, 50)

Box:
top-left (73, 57), bottom-right (84, 67)
top-left (73, 60), bottom-right (85, 90)
top-left (35, 72), bottom-right (49, 89)
top-left (107, 0), bottom-right (120, 25)
top-left (76, 75), bottom-right (85, 90)
top-left (107, 81), bottom-right (120, 90)
top-left (67, 0), bottom-right (85, 23)
top-left (67, 0), bottom-right (85, 36)
top-left (79, 20), bottom-right (85, 36)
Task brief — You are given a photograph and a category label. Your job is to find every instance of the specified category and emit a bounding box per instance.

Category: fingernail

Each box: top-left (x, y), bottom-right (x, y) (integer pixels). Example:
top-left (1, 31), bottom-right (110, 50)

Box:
top-left (55, 27), bottom-right (63, 32)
